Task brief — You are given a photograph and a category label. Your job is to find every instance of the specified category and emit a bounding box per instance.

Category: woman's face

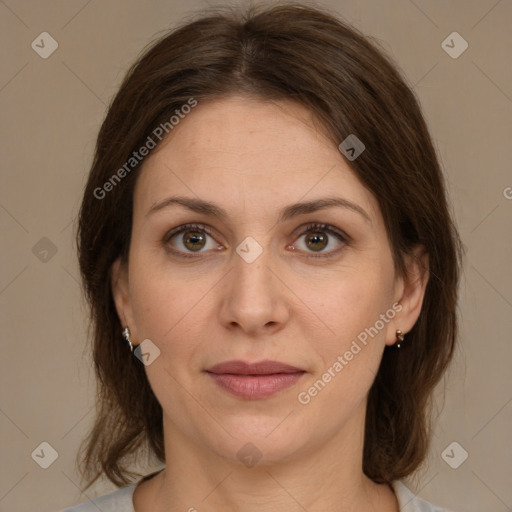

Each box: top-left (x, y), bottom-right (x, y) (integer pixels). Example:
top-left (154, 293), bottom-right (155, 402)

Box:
top-left (113, 95), bottom-right (426, 466)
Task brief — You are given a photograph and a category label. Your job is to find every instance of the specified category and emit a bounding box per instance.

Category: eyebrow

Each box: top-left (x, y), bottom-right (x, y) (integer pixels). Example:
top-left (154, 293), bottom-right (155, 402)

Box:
top-left (146, 195), bottom-right (371, 224)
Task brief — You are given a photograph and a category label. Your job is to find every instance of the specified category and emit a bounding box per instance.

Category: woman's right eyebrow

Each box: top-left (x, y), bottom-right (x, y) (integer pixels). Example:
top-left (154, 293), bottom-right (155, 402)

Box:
top-left (146, 195), bottom-right (371, 225)
top-left (147, 196), bottom-right (225, 219)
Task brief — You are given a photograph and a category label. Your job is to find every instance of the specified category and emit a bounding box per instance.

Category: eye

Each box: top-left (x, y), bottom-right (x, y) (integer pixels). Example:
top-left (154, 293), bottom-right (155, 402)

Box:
top-left (292, 223), bottom-right (348, 257)
top-left (164, 223), bottom-right (222, 256)
top-left (163, 222), bottom-right (349, 259)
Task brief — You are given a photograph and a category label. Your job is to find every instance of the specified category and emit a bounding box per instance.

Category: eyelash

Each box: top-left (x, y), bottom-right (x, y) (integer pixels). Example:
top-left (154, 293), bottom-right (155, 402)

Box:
top-left (163, 222), bottom-right (349, 259)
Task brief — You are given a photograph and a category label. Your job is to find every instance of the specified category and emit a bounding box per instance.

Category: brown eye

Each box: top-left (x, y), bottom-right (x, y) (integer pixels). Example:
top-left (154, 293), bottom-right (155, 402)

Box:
top-left (305, 232), bottom-right (328, 251)
top-left (293, 223), bottom-right (348, 258)
top-left (183, 230), bottom-right (206, 251)
top-left (165, 224), bottom-right (221, 256)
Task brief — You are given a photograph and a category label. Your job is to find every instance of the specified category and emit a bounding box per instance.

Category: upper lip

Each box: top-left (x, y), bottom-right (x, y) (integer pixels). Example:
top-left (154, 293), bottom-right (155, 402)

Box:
top-left (206, 360), bottom-right (305, 375)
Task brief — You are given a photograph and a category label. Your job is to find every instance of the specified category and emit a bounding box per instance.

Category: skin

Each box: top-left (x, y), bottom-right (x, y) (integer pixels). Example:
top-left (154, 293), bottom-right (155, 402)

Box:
top-left (112, 95), bottom-right (429, 512)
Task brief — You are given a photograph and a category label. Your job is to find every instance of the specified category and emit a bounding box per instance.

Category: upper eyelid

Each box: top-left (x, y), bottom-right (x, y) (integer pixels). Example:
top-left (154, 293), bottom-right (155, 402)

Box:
top-left (294, 222), bottom-right (349, 240)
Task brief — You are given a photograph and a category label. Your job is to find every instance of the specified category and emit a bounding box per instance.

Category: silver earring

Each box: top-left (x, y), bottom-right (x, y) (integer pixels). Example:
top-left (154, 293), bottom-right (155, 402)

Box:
top-left (122, 327), bottom-right (134, 352)
top-left (395, 329), bottom-right (405, 348)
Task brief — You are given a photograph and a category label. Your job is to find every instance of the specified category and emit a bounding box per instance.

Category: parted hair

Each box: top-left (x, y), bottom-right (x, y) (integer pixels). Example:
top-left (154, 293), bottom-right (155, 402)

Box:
top-left (77, 2), bottom-right (463, 490)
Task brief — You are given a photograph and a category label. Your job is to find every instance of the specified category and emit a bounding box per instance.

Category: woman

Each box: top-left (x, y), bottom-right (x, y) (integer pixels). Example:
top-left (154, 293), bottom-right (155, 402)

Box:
top-left (59, 3), bottom-right (462, 511)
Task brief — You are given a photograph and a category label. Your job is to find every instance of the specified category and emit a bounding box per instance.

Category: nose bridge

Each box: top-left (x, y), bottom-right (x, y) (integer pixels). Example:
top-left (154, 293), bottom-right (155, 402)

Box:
top-left (219, 239), bottom-right (289, 333)
top-left (232, 244), bottom-right (274, 303)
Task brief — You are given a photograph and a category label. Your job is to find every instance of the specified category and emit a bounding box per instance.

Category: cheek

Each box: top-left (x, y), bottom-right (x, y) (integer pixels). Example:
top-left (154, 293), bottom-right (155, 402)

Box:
top-left (128, 246), bottom-right (209, 338)
top-left (127, 253), bottom-right (219, 387)
top-left (127, 261), bottom-right (208, 403)
top-left (301, 262), bottom-right (394, 354)
top-left (295, 274), bottom-right (393, 421)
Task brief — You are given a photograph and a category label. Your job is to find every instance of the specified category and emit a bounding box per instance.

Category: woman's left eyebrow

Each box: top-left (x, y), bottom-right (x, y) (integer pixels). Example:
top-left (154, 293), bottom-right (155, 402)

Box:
top-left (279, 197), bottom-right (371, 224)
top-left (146, 195), bottom-right (371, 224)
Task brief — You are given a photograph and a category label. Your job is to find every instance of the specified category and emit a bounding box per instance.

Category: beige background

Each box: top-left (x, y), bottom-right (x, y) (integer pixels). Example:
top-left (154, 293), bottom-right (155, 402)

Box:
top-left (1, 0), bottom-right (511, 511)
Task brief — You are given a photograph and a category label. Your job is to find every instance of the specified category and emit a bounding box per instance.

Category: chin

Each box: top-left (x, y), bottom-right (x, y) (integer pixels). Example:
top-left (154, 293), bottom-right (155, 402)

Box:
top-left (204, 418), bottom-right (310, 466)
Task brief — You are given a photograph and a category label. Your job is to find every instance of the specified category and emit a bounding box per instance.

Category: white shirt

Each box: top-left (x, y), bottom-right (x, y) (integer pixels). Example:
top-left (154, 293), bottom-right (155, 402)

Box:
top-left (57, 479), bottom-right (454, 511)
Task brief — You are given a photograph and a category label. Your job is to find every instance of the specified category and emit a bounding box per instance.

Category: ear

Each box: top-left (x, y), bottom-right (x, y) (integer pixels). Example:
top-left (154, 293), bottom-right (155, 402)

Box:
top-left (386, 245), bottom-right (429, 346)
top-left (111, 257), bottom-right (139, 343)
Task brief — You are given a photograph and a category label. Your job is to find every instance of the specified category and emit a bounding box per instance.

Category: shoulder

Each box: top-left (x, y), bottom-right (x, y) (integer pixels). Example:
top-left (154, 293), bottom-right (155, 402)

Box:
top-left (55, 484), bottom-right (136, 512)
top-left (392, 480), bottom-right (456, 512)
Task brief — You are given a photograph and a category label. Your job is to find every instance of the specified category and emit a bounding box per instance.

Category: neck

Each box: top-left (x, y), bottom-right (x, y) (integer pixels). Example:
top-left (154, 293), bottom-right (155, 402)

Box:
top-left (135, 402), bottom-right (397, 512)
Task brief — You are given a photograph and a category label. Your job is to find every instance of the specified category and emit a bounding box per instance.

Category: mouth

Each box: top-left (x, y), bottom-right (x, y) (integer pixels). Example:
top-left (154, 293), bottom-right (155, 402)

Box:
top-left (205, 360), bottom-right (306, 399)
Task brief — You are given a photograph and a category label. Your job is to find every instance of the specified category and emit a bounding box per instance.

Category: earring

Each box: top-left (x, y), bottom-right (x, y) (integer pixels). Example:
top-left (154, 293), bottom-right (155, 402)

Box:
top-left (395, 329), bottom-right (405, 348)
top-left (122, 327), bottom-right (134, 352)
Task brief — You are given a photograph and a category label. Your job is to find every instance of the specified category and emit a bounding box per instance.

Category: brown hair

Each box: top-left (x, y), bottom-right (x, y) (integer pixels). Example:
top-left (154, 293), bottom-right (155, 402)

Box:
top-left (77, 2), bottom-right (463, 490)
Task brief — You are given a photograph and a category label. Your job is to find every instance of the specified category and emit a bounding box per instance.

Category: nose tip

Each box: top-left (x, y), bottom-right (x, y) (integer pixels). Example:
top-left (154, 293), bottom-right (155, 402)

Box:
top-left (220, 256), bottom-right (291, 336)
top-left (229, 318), bottom-right (278, 331)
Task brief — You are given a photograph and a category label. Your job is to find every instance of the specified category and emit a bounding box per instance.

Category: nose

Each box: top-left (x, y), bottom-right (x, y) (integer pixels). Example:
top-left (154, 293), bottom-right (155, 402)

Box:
top-left (218, 249), bottom-right (291, 337)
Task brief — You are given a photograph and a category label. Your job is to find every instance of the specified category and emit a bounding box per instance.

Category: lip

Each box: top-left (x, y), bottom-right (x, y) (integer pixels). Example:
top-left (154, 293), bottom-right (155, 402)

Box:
top-left (207, 360), bottom-right (304, 375)
top-left (205, 360), bottom-right (306, 399)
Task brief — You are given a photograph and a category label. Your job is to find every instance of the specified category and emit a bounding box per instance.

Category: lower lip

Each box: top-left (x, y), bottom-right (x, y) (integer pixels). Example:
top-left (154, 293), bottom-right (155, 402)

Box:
top-left (207, 372), bottom-right (305, 399)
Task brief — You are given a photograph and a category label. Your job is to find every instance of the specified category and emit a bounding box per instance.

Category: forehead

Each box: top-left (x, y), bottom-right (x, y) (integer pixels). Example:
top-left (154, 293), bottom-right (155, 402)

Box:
top-left (134, 95), bottom-right (379, 222)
